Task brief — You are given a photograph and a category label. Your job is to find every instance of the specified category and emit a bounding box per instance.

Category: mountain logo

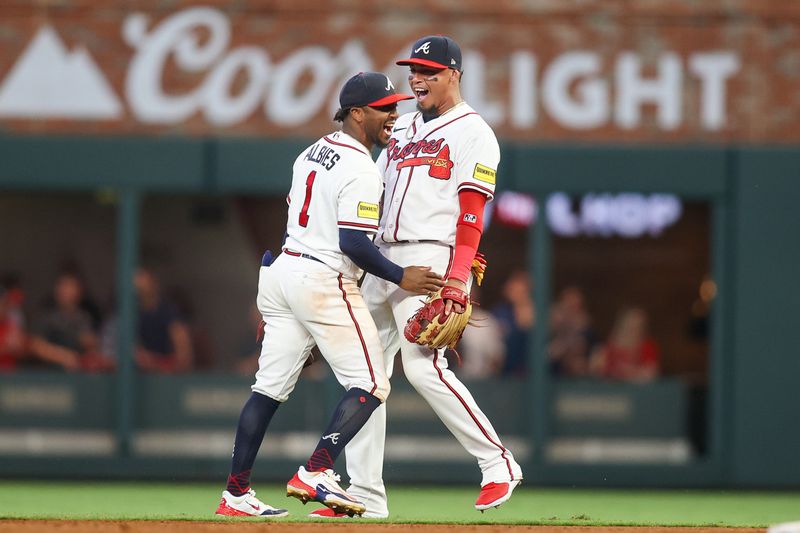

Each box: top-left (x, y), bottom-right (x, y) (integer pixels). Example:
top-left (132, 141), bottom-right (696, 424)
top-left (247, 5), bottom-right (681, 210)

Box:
top-left (0, 26), bottom-right (122, 119)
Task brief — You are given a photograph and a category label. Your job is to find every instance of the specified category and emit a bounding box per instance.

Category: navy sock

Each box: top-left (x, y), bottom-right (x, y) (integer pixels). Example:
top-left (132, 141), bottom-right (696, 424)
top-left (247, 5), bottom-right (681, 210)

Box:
top-left (306, 387), bottom-right (381, 472)
top-left (226, 392), bottom-right (281, 496)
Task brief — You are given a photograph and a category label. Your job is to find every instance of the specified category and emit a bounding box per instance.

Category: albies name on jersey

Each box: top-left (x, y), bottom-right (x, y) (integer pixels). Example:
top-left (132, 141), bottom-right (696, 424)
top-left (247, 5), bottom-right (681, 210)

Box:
top-left (304, 142), bottom-right (341, 170)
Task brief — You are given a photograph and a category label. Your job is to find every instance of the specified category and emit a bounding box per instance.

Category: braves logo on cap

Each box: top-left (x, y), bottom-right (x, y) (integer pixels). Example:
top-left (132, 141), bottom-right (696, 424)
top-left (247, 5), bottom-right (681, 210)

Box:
top-left (397, 35), bottom-right (462, 71)
top-left (414, 42), bottom-right (431, 54)
top-left (338, 72), bottom-right (413, 109)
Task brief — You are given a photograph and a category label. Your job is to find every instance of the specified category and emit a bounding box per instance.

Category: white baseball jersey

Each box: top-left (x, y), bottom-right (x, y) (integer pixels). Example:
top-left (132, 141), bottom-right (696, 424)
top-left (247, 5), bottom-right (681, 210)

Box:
top-left (284, 131), bottom-right (382, 280)
top-left (252, 130), bottom-right (391, 404)
top-left (341, 104), bottom-right (521, 518)
top-left (376, 103), bottom-right (499, 245)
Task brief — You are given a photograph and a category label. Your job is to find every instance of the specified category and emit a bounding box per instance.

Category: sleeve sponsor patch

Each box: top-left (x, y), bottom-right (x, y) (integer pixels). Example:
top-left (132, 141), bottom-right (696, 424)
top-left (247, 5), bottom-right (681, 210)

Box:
top-left (357, 201), bottom-right (380, 220)
top-left (463, 213), bottom-right (478, 223)
top-left (473, 163), bottom-right (497, 185)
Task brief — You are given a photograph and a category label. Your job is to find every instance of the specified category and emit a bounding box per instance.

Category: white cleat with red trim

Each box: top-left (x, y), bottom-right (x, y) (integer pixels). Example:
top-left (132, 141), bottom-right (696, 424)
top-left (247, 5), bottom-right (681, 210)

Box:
top-left (215, 489), bottom-right (288, 518)
top-left (286, 466), bottom-right (366, 517)
top-left (474, 479), bottom-right (521, 512)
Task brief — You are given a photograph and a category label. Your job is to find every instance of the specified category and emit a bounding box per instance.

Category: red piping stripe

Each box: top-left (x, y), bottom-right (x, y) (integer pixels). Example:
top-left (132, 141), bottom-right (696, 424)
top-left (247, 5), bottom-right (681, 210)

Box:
top-left (422, 112), bottom-right (478, 140)
top-left (338, 221), bottom-right (380, 230)
top-left (390, 112), bottom-right (479, 241)
top-left (432, 349), bottom-right (515, 480)
top-left (283, 248), bottom-right (301, 257)
top-left (393, 167), bottom-right (415, 241)
top-left (382, 166), bottom-right (403, 242)
top-left (443, 245), bottom-right (455, 279)
top-left (324, 136), bottom-right (368, 155)
top-left (337, 274), bottom-right (377, 395)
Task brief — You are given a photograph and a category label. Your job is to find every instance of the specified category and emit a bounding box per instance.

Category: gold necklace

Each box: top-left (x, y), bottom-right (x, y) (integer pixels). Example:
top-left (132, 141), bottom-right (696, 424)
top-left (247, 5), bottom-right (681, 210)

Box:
top-left (440, 100), bottom-right (466, 117)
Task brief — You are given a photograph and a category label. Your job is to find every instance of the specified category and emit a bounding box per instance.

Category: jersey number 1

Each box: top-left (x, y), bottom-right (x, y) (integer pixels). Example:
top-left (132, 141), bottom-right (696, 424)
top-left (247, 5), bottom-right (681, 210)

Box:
top-left (298, 171), bottom-right (316, 227)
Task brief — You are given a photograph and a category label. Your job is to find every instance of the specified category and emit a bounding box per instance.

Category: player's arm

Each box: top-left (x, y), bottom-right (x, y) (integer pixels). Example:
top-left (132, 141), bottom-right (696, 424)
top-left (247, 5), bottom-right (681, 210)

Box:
top-left (444, 126), bottom-right (499, 314)
top-left (339, 229), bottom-right (442, 294)
top-left (442, 189), bottom-right (487, 313)
top-left (338, 166), bottom-right (442, 294)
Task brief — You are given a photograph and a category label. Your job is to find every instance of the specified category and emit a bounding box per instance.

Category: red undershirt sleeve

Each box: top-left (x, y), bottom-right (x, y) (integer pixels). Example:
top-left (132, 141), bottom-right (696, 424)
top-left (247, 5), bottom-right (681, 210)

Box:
top-left (448, 189), bottom-right (488, 283)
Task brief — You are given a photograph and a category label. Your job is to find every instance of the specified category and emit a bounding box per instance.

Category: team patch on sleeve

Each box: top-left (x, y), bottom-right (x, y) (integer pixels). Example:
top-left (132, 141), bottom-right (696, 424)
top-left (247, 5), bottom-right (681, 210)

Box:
top-left (473, 163), bottom-right (497, 185)
top-left (357, 201), bottom-right (380, 220)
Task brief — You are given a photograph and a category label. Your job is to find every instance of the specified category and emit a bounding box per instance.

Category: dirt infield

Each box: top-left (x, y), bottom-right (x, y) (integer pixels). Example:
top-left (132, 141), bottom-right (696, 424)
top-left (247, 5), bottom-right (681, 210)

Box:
top-left (0, 521), bottom-right (765, 533)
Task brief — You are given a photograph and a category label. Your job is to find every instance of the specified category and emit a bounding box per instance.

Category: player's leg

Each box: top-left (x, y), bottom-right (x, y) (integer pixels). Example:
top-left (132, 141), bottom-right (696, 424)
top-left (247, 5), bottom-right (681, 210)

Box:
top-left (392, 244), bottom-right (523, 509)
top-left (333, 273), bottom-right (400, 518)
top-left (401, 343), bottom-right (523, 509)
top-left (283, 265), bottom-right (389, 516)
top-left (217, 257), bottom-right (315, 518)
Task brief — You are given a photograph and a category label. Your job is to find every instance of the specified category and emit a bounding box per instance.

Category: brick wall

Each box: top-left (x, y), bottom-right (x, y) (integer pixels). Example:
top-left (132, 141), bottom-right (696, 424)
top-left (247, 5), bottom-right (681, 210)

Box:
top-left (0, 0), bottom-right (797, 141)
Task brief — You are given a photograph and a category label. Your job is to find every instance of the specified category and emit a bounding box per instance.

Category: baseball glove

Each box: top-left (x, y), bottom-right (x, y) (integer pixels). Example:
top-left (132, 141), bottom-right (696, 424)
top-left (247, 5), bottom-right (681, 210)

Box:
top-left (404, 286), bottom-right (472, 350)
top-left (471, 252), bottom-right (487, 286)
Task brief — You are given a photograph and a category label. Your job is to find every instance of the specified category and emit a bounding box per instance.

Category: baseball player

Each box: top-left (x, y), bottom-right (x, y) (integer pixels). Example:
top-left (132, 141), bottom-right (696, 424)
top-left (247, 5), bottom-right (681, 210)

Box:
top-left (309, 36), bottom-right (523, 518)
top-left (215, 71), bottom-right (443, 519)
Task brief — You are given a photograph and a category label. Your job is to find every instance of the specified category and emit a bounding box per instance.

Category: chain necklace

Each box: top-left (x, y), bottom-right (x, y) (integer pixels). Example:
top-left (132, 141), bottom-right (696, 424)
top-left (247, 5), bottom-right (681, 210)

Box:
top-left (405, 100), bottom-right (466, 140)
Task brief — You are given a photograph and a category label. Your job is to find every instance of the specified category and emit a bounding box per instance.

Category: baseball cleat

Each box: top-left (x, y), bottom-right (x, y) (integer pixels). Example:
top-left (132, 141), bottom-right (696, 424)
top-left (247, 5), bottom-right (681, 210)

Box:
top-left (474, 479), bottom-right (521, 511)
top-left (286, 466), bottom-right (366, 516)
top-left (215, 489), bottom-right (288, 518)
top-left (308, 507), bottom-right (390, 519)
top-left (308, 507), bottom-right (351, 518)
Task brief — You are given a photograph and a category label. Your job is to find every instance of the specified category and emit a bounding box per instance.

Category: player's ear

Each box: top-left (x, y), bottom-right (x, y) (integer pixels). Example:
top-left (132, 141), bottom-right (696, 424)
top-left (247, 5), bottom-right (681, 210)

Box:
top-left (350, 106), bottom-right (365, 124)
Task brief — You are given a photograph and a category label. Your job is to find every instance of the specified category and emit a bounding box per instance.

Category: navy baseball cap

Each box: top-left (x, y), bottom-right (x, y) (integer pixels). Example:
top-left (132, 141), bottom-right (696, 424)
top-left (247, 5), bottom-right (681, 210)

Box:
top-left (339, 72), bottom-right (413, 108)
top-left (397, 35), bottom-right (462, 71)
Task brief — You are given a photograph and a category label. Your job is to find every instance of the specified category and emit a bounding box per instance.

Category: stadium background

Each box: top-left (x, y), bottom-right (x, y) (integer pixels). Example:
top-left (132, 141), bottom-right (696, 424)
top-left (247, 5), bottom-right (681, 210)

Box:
top-left (0, 0), bottom-right (798, 517)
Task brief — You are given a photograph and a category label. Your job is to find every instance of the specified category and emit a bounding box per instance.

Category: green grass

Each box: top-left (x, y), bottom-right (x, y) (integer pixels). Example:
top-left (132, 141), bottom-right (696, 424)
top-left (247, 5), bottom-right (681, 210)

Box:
top-left (1, 482), bottom-right (799, 527)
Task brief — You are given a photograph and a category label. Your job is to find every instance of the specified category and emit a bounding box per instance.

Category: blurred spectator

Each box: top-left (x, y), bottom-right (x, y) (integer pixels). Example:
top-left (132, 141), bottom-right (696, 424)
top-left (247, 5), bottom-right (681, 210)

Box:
top-left (592, 307), bottom-right (660, 382)
top-left (135, 268), bottom-right (193, 373)
top-left (52, 262), bottom-right (104, 332)
top-left (458, 286), bottom-right (504, 379)
top-left (0, 285), bottom-right (26, 371)
top-left (688, 274), bottom-right (716, 341)
top-left (492, 270), bottom-right (535, 377)
top-left (548, 286), bottom-right (596, 377)
top-left (28, 272), bottom-right (112, 372)
top-left (169, 286), bottom-right (215, 371)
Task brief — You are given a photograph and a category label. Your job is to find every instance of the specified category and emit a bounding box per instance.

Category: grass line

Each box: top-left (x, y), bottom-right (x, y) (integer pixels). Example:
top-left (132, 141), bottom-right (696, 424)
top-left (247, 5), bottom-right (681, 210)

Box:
top-left (0, 482), bottom-right (798, 528)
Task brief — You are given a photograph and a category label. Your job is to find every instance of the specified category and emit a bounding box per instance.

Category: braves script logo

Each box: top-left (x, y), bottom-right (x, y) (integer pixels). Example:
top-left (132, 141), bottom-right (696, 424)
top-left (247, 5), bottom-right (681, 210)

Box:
top-left (387, 138), bottom-right (453, 179)
top-left (414, 41), bottom-right (431, 54)
top-left (322, 432), bottom-right (340, 445)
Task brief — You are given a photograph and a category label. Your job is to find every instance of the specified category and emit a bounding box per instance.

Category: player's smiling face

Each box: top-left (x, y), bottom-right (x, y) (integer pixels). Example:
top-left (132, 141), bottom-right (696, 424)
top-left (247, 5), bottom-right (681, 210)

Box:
top-left (408, 64), bottom-right (450, 113)
top-left (364, 103), bottom-right (400, 149)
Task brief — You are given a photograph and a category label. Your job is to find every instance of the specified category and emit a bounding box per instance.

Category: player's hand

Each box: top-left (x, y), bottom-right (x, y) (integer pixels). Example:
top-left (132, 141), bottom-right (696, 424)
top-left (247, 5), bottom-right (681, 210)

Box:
top-left (400, 266), bottom-right (444, 294)
top-left (443, 278), bottom-right (468, 314)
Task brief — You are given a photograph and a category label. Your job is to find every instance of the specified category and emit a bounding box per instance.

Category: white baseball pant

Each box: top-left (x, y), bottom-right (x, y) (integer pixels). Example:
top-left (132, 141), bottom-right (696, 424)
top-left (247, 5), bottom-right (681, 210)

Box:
top-left (252, 252), bottom-right (390, 403)
top-left (344, 241), bottom-right (522, 517)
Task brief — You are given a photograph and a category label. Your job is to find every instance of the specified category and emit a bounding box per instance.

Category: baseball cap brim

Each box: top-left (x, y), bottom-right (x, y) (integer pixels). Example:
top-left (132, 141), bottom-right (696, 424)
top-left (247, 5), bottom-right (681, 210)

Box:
top-left (367, 93), bottom-right (414, 107)
top-left (396, 58), bottom-right (450, 70)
